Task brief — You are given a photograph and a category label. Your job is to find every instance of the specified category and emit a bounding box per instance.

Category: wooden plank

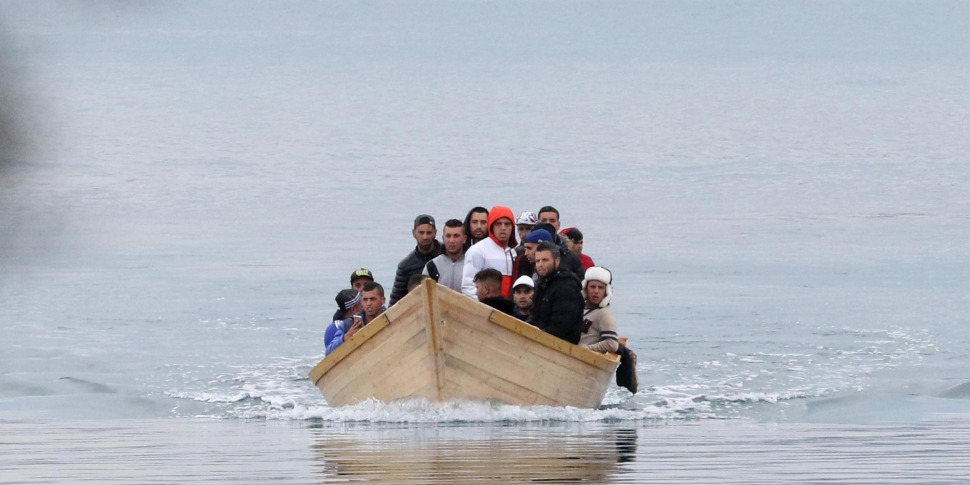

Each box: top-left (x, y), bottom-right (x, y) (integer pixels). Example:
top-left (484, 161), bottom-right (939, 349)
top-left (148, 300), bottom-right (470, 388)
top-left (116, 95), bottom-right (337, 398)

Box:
top-left (421, 278), bottom-right (445, 400)
top-left (487, 310), bottom-right (619, 370)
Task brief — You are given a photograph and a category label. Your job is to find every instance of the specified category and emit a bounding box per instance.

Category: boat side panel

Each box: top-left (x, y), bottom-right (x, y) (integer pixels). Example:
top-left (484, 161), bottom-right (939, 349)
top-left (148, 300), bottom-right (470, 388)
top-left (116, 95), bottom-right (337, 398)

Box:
top-left (315, 294), bottom-right (437, 406)
top-left (318, 326), bottom-right (436, 406)
top-left (442, 318), bottom-right (614, 408)
top-left (435, 294), bottom-right (616, 408)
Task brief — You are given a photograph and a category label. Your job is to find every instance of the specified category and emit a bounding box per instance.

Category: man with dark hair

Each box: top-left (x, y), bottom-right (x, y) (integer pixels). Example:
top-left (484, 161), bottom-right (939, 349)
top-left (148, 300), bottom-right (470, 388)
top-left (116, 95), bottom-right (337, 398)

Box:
top-left (462, 207), bottom-right (489, 250)
top-left (530, 241), bottom-right (584, 344)
top-left (533, 222), bottom-right (583, 276)
top-left (537, 206), bottom-right (561, 233)
top-left (422, 219), bottom-right (467, 292)
top-left (474, 268), bottom-right (515, 315)
top-left (355, 281), bottom-right (386, 325)
top-left (389, 214), bottom-right (442, 306)
top-left (560, 227), bottom-right (595, 271)
top-left (350, 268), bottom-right (375, 293)
top-left (407, 273), bottom-right (430, 293)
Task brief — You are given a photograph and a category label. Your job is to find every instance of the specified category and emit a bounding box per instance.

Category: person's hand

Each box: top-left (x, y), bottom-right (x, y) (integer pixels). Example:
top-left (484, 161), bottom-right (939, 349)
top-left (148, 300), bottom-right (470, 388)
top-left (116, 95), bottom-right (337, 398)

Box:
top-left (345, 319), bottom-right (364, 339)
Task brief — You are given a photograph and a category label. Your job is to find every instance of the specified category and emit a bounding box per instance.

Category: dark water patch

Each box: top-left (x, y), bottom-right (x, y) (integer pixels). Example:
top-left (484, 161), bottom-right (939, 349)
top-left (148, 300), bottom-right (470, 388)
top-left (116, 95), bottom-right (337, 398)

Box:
top-left (58, 377), bottom-right (116, 394)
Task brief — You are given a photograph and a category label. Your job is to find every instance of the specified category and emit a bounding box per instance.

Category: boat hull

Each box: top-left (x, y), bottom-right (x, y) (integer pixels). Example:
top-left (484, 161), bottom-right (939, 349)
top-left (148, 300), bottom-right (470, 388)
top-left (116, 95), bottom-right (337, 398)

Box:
top-left (309, 279), bottom-right (620, 408)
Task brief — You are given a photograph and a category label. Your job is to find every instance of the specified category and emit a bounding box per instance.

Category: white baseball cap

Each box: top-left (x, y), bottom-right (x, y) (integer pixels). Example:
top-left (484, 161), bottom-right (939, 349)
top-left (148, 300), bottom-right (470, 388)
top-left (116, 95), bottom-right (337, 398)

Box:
top-left (513, 275), bottom-right (534, 289)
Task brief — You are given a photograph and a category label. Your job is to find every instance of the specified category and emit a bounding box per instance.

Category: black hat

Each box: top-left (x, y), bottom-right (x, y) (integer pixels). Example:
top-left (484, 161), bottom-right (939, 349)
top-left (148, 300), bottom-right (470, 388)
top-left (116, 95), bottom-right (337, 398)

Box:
top-left (533, 222), bottom-right (558, 239)
top-left (334, 289), bottom-right (362, 319)
top-left (414, 214), bottom-right (436, 229)
top-left (350, 268), bottom-right (374, 284)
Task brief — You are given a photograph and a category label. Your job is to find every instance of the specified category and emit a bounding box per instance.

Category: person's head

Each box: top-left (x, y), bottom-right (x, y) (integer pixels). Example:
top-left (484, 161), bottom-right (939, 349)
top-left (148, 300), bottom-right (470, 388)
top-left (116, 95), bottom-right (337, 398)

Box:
top-left (512, 275), bottom-right (535, 312)
top-left (412, 214), bottom-right (438, 254)
top-left (560, 227), bottom-right (584, 255)
top-left (361, 281), bottom-right (386, 318)
top-left (537, 206), bottom-right (560, 232)
top-left (523, 228), bottom-right (553, 263)
top-left (442, 219), bottom-right (466, 257)
top-left (473, 268), bottom-right (503, 300)
top-left (464, 207), bottom-right (489, 242)
top-left (334, 289), bottom-right (363, 320)
top-left (487, 206), bottom-right (516, 247)
top-left (582, 266), bottom-right (613, 308)
top-left (350, 268), bottom-right (375, 292)
top-left (516, 211), bottom-right (538, 243)
top-left (534, 241), bottom-right (561, 278)
top-left (407, 273), bottom-right (429, 293)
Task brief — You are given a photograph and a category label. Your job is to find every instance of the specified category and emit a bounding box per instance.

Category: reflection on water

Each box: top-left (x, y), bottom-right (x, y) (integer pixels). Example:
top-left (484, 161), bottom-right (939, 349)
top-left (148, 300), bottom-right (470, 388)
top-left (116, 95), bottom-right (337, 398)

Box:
top-left (309, 424), bottom-right (638, 484)
top-left (3, 419), bottom-right (970, 483)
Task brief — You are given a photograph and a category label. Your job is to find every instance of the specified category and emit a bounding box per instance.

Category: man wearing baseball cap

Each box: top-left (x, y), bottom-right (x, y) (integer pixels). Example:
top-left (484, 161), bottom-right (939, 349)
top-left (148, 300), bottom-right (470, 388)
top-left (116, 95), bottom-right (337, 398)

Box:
top-left (389, 214), bottom-right (442, 306)
top-left (511, 275), bottom-right (535, 322)
top-left (350, 268), bottom-right (375, 293)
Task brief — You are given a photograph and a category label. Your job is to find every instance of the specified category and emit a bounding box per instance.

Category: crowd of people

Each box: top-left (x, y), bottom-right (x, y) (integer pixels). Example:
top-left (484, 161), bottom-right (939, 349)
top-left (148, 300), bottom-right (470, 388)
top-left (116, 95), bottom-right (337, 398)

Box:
top-left (322, 205), bottom-right (637, 393)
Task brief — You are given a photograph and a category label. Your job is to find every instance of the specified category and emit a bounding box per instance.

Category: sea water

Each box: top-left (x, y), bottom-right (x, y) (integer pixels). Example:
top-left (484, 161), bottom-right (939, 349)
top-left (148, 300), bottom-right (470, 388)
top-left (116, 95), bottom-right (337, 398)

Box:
top-left (2, 1), bottom-right (970, 482)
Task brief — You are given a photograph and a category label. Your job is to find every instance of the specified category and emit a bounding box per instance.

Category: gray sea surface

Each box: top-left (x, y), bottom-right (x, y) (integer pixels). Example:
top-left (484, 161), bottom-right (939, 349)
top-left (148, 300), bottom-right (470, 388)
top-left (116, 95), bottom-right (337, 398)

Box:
top-left (2, 1), bottom-right (970, 482)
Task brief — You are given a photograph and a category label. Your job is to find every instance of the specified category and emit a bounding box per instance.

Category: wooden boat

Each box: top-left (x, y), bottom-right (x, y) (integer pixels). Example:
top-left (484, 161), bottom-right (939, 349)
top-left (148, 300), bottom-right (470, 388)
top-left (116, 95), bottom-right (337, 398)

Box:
top-left (309, 278), bottom-right (621, 408)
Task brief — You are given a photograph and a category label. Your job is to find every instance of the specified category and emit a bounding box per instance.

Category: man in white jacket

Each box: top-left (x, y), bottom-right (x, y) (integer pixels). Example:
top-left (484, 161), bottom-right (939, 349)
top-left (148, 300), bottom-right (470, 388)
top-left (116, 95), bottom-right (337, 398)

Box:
top-left (461, 205), bottom-right (518, 299)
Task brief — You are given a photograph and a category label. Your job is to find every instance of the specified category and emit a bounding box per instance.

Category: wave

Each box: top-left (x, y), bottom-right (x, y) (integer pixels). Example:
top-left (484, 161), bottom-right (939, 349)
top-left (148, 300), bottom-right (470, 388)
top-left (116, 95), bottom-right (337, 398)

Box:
top-left (160, 324), bottom-right (940, 422)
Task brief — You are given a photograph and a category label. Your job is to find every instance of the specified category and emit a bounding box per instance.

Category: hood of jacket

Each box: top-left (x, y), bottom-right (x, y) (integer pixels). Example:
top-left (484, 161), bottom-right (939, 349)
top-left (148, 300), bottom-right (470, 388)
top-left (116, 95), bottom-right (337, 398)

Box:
top-left (486, 205), bottom-right (517, 249)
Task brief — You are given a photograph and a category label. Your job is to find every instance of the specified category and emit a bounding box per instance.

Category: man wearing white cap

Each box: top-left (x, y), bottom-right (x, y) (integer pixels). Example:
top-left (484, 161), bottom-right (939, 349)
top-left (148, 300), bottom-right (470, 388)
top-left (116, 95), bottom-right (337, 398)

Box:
top-left (580, 266), bottom-right (639, 394)
top-left (579, 266), bottom-right (618, 353)
top-left (511, 275), bottom-right (535, 322)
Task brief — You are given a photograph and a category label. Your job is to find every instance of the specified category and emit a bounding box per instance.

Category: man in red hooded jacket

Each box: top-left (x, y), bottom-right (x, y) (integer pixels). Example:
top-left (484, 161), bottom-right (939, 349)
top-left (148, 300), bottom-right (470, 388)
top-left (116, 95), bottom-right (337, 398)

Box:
top-left (460, 205), bottom-right (518, 299)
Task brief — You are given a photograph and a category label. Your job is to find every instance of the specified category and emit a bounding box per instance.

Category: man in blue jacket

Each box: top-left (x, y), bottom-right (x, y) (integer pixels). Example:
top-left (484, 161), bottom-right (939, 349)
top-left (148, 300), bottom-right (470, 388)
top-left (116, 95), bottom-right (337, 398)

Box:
top-left (324, 289), bottom-right (364, 355)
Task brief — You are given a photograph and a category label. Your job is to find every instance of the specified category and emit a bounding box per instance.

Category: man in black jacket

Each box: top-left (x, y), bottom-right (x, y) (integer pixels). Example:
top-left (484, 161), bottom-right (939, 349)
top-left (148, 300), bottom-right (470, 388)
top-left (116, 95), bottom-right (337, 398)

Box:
top-left (389, 214), bottom-right (442, 305)
top-left (473, 268), bottom-right (515, 316)
top-left (532, 222), bottom-right (583, 276)
top-left (530, 241), bottom-right (584, 344)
